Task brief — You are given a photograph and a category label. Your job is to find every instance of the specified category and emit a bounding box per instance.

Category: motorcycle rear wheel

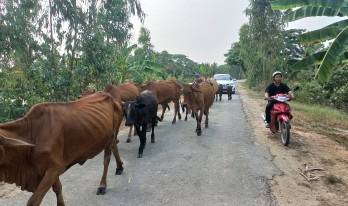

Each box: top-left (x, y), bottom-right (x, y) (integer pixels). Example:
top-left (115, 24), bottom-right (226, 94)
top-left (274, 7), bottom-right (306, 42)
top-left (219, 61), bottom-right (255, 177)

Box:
top-left (279, 120), bottom-right (290, 146)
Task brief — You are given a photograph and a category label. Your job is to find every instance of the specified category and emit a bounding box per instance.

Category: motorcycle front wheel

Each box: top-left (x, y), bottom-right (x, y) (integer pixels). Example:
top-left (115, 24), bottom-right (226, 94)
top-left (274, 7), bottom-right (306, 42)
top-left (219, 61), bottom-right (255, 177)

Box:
top-left (279, 120), bottom-right (290, 146)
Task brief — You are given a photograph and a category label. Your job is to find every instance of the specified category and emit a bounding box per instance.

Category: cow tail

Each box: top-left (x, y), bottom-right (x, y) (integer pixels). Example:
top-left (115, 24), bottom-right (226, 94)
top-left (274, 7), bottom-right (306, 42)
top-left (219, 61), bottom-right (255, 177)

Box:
top-left (112, 98), bottom-right (118, 143)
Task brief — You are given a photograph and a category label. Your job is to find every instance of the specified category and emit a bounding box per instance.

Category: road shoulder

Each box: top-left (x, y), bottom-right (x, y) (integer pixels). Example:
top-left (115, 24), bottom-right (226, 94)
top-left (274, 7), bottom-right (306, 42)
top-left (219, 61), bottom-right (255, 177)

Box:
top-left (238, 83), bottom-right (348, 206)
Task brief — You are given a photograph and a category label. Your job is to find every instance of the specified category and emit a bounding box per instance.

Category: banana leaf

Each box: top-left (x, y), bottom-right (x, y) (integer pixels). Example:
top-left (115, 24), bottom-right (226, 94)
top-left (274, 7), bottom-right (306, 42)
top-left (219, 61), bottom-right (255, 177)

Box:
top-left (290, 50), bottom-right (348, 70)
top-left (299, 26), bottom-right (342, 44)
top-left (316, 25), bottom-right (348, 83)
top-left (271, 0), bottom-right (348, 10)
top-left (283, 6), bottom-right (344, 23)
top-left (299, 19), bottom-right (348, 44)
top-left (290, 51), bottom-right (326, 70)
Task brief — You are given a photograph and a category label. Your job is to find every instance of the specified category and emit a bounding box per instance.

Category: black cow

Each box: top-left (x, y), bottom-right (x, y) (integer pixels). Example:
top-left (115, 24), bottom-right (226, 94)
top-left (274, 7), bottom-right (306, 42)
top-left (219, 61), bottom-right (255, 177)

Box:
top-left (122, 90), bottom-right (161, 158)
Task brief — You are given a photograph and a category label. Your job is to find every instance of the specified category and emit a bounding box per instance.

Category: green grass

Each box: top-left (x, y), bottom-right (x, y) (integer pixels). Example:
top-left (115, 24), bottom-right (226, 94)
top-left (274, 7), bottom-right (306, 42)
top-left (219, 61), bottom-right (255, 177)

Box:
top-left (291, 102), bottom-right (348, 124)
top-left (326, 174), bottom-right (343, 184)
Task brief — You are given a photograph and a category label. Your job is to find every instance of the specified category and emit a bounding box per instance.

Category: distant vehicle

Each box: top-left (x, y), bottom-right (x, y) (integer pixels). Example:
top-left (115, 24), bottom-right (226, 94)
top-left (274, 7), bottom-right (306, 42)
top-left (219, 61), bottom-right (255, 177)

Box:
top-left (213, 74), bottom-right (236, 94)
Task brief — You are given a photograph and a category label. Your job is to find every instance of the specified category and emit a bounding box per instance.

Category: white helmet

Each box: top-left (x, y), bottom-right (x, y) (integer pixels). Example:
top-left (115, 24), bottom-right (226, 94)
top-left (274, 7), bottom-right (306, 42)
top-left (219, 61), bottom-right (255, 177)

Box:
top-left (272, 71), bottom-right (282, 78)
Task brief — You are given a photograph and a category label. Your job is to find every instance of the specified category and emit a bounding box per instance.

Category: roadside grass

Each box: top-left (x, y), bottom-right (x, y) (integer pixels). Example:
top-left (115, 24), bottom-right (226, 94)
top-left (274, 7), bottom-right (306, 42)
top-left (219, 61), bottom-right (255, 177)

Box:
top-left (326, 174), bottom-right (343, 184)
top-left (291, 102), bottom-right (348, 129)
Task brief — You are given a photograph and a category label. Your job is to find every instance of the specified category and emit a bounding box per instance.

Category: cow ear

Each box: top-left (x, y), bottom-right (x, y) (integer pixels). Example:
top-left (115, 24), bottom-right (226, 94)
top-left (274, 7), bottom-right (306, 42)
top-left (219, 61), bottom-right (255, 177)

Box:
top-left (0, 135), bottom-right (34, 147)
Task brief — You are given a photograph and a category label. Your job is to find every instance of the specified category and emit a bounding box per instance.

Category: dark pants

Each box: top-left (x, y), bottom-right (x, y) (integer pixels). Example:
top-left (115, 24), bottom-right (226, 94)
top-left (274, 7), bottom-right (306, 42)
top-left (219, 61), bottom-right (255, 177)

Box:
top-left (265, 100), bottom-right (276, 123)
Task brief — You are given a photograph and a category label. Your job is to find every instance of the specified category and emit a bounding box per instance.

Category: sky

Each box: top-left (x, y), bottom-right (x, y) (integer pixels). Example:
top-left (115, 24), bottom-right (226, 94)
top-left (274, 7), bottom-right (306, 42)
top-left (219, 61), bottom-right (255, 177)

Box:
top-left (130, 0), bottom-right (346, 65)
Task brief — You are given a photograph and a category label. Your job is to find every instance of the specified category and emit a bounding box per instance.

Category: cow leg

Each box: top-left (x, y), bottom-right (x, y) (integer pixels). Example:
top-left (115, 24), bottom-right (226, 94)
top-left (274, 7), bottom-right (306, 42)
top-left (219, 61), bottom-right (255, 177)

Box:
top-left (219, 93), bottom-right (222, 101)
top-left (160, 104), bottom-right (166, 120)
top-left (204, 109), bottom-right (209, 128)
top-left (172, 101), bottom-right (178, 124)
top-left (97, 145), bottom-right (112, 195)
top-left (111, 138), bottom-right (124, 175)
top-left (191, 111), bottom-right (195, 118)
top-left (138, 124), bottom-right (147, 158)
top-left (176, 99), bottom-right (182, 120)
top-left (27, 170), bottom-right (61, 206)
top-left (181, 101), bottom-right (185, 113)
top-left (151, 117), bottom-right (156, 143)
top-left (52, 177), bottom-right (65, 206)
top-left (185, 108), bottom-right (188, 121)
top-left (127, 125), bottom-right (133, 143)
top-left (195, 111), bottom-right (202, 136)
top-left (215, 93), bottom-right (217, 102)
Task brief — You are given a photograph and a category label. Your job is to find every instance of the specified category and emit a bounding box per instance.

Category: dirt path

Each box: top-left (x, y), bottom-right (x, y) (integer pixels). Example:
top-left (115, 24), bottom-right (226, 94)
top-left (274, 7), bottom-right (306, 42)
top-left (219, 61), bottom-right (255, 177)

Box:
top-left (238, 83), bottom-right (348, 206)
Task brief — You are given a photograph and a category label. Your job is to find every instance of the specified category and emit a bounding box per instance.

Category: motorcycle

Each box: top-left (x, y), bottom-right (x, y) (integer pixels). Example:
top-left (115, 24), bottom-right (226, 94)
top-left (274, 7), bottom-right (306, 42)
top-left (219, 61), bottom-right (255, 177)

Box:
top-left (262, 93), bottom-right (293, 146)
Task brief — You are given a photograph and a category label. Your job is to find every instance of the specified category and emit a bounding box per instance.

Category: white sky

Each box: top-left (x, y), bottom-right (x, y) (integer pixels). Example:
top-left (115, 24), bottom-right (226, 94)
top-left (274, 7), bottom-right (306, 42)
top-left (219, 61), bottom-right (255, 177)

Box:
top-left (130, 0), bottom-right (346, 65)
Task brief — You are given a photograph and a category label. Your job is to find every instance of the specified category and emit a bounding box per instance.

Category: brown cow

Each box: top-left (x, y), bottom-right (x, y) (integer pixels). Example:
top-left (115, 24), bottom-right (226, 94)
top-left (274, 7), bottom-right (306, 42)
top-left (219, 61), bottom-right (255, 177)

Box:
top-left (206, 77), bottom-right (219, 94)
top-left (0, 92), bottom-right (124, 205)
top-left (226, 85), bottom-right (233, 101)
top-left (182, 81), bottom-right (215, 136)
top-left (140, 79), bottom-right (183, 124)
top-left (80, 82), bottom-right (141, 143)
top-left (216, 84), bottom-right (223, 102)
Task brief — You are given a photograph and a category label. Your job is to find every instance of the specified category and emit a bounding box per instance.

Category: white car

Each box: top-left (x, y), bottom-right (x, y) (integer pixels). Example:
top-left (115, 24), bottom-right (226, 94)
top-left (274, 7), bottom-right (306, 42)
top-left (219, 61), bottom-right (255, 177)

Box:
top-left (214, 74), bottom-right (236, 94)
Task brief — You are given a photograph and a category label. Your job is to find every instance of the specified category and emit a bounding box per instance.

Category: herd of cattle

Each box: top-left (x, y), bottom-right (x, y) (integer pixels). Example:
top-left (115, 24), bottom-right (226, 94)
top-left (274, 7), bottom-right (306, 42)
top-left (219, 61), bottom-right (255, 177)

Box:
top-left (0, 77), bottom-right (234, 206)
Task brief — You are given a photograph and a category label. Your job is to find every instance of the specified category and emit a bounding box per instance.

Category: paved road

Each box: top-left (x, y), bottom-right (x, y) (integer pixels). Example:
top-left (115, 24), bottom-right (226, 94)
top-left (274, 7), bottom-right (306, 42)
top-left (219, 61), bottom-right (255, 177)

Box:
top-left (1, 91), bottom-right (281, 206)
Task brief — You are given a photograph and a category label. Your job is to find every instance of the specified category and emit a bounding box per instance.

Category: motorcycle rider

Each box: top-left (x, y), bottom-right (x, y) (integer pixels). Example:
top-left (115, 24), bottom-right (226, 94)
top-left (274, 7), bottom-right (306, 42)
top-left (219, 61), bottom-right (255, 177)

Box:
top-left (264, 71), bottom-right (295, 128)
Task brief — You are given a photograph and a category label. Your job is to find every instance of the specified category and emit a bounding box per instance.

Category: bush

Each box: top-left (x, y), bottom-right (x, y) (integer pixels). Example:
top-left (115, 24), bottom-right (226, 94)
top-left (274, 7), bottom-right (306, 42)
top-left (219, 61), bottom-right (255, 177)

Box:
top-left (330, 83), bottom-right (348, 111)
top-left (295, 81), bottom-right (327, 105)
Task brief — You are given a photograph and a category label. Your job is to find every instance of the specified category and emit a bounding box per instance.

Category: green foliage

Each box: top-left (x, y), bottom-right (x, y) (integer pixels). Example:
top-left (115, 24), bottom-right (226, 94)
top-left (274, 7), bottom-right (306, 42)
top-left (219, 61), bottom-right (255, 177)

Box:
top-left (293, 66), bottom-right (348, 112)
top-left (271, 0), bottom-right (348, 83)
top-left (0, 0), bottom-right (147, 122)
top-left (295, 81), bottom-right (327, 105)
top-left (330, 83), bottom-right (348, 110)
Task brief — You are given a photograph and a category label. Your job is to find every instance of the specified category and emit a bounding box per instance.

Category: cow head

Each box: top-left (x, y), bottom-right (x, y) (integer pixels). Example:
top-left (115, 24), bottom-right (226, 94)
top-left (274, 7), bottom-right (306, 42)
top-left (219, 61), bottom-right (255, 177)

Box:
top-left (182, 84), bottom-right (192, 108)
top-left (122, 101), bottom-right (136, 126)
top-left (182, 83), bottom-right (201, 107)
top-left (122, 97), bottom-right (148, 127)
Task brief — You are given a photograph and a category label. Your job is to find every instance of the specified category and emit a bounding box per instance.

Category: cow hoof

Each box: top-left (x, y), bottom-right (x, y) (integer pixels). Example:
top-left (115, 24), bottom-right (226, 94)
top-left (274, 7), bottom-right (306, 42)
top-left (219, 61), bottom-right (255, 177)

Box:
top-left (172, 121), bottom-right (176, 124)
top-left (197, 131), bottom-right (202, 136)
top-left (115, 168), bottom-right (123, 175)
top-left (184, 117), bottom-right (187, 121)
top-left (205, 124), bottom-right (208, 128)
top-left (138, 154), bottom-right (143, 158)
top-left (97, 188), bottom-right (106, 195)
top-left (126, 139), bottom-right (131, 143)
top-left (178, 115), bottom-right (182, 120)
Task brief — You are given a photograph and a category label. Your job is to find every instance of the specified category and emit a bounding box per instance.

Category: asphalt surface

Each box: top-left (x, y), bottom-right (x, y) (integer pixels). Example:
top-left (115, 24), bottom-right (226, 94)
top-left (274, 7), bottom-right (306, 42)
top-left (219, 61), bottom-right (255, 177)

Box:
top-left (1, 91), bottom-right (282, 206)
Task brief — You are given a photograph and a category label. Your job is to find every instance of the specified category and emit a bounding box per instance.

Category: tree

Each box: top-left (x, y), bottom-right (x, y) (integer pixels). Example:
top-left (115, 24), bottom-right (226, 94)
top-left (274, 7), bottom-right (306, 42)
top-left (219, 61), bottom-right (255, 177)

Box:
top-left (224, 42), bottom-right (245, 74)
top-left (240, 0), bottom-right (286, 87)
top-left (134, 27), bottom-right (154, 60)
top-left (271, 0), bottom-right (348, 83)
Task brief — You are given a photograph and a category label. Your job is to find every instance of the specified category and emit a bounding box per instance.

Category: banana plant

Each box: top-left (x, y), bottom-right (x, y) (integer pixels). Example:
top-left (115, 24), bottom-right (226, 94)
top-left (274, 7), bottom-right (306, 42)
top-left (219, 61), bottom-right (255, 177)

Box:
top-left (271, 0), bottom-right (348, 83)
top-left (114, 44), bottom-right (164, 83)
